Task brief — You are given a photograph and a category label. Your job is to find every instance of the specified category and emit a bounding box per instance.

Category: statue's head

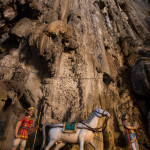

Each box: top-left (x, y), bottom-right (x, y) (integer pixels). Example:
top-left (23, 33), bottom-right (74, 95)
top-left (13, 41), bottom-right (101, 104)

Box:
top-left (27, 107), bottom-right (35, 117)
top-left (122, 113), bottom-right (129, 121)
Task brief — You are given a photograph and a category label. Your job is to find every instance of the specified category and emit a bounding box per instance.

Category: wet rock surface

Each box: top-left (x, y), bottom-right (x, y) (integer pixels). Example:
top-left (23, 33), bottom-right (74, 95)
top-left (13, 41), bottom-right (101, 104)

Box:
top-left (0, 0), bottom-right (150, 150)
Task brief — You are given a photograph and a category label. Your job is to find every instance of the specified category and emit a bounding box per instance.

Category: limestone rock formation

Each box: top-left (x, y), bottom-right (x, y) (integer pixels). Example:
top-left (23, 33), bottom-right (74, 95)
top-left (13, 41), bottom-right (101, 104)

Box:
top-left (0, 81), bottom-right (7, 111)
top-left (132, 57), bottom-right (150, 97)
top-left (0, 0), bottom-right (150, 150)
top-left (11, 18), bottom-right (36, 38)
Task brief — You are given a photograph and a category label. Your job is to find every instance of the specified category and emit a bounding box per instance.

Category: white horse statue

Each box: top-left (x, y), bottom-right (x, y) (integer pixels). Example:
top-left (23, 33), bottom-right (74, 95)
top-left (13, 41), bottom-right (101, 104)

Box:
top-left (41, 106), bottom-right (110, 150)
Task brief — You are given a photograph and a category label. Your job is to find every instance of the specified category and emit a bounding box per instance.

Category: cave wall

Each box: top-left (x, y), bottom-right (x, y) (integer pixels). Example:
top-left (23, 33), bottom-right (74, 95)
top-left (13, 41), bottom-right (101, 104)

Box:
top-left (0, 0), bottom-right (150, 150)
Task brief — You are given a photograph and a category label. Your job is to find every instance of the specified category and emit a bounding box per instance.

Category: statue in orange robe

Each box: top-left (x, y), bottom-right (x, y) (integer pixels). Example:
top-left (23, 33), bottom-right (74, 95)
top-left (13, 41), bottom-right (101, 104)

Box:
top-left (12, 107), bottom-right (38, 150)
top-left (17, 116), bottom-right (33, 140)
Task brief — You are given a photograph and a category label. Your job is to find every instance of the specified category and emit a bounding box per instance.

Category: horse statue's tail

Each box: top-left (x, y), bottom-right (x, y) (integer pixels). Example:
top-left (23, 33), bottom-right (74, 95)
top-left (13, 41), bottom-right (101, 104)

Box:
top-left (40, 122), bottom-right (53, 150)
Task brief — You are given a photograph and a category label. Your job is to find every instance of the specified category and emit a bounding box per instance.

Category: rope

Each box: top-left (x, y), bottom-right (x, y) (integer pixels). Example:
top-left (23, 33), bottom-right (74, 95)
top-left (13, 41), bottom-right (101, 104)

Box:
top-left (81, 122), bottom-right (97, 132)
top-left (81, 117), bottom-right (108, 133)
top-left (46, 118), bottom-right (108, 133)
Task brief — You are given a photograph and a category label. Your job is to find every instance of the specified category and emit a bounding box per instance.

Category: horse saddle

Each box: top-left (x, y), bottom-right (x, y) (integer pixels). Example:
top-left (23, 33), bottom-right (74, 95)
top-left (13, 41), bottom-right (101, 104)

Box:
top-left (63, 122), bottom-right (77, 133)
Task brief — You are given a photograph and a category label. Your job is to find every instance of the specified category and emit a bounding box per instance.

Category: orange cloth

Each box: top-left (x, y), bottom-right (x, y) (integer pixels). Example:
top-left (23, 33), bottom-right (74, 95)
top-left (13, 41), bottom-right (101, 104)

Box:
top-left (18, 116), bottom-right (33, 140)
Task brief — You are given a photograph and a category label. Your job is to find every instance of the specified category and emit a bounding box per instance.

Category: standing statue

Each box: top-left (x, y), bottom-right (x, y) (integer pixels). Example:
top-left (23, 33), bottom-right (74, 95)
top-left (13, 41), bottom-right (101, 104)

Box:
top-left (41, 106), bottom-right (110, 150)
top-left (12, 107), bottom-right (39, 150)
top-left (122, 113), bottom-right (139, 150)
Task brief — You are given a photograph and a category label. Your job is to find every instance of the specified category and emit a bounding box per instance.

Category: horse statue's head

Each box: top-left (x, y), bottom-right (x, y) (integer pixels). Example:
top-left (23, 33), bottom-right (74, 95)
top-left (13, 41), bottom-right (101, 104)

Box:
top-left (85, 105), bottom-right (110, 124)
top-left (94, 105), bottom-right (110, 118)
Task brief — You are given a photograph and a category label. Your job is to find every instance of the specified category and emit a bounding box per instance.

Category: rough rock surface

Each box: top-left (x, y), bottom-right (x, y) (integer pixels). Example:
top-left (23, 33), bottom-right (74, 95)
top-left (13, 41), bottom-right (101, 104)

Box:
top-left (0, 0), bottom-right (150, 150)
top-left (132, 57), bottom-right (150, 97)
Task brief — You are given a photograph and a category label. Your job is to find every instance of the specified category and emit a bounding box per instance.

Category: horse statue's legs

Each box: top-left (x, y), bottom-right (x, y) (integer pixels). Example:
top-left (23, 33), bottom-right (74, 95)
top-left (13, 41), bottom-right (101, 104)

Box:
top-left (55, 142), bottom-right (66, 150)
top-left (45, 139), bottom-right (56, 150)
top-left (89, 139), bottom-right (98, 150)
top-left (79, 137), bottom-right (84, 150)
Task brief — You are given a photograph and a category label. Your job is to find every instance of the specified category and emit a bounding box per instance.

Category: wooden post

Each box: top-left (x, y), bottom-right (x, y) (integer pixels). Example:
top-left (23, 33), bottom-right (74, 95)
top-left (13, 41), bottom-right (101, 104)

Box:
top-left (31, 110), bottom-right (41, 150)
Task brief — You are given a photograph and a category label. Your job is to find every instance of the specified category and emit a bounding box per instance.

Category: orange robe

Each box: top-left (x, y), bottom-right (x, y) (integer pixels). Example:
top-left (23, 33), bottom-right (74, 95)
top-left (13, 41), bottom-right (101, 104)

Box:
top-left (18, 116), bottom-right (33, 140)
